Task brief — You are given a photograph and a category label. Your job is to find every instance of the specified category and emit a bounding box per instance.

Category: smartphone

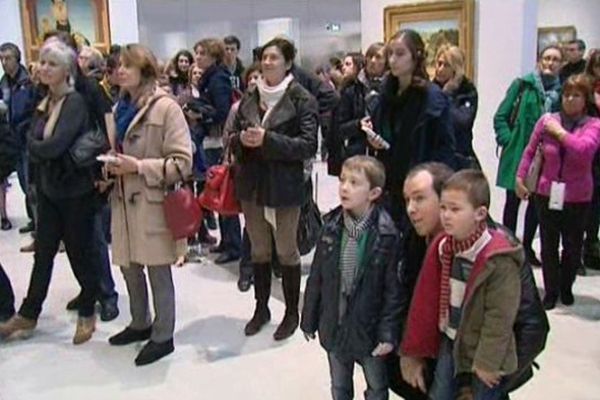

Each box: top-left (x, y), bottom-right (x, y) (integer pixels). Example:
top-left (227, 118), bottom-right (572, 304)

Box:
top-left (361, 126), bottom-right (391, 150)
top-left (96, 154), bottom-right (119, 164)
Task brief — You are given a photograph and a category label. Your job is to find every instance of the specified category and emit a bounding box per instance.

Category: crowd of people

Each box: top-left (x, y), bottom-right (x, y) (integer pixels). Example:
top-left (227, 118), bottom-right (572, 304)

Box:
top-left (0, 26), bottom-right (599, 399)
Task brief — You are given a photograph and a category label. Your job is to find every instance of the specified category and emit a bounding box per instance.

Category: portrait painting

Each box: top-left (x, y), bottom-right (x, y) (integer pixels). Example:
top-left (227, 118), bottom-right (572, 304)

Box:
top-left (384, 0), bottom-right (475, 79)
top-left (20, 0), bottom-right (111, 62)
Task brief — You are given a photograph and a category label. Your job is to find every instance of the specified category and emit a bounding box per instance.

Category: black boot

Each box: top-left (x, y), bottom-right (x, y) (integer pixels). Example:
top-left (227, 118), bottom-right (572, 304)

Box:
top-left (560, 268), bottom-right (575, 306)
top-left (244, 263), bottom-right (271, 336)
top-left (273, 264), bottom-right (300, 341)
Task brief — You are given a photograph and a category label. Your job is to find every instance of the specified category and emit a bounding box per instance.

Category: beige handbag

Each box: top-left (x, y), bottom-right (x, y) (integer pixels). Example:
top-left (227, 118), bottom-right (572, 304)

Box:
top-left (524, 142), bottom-right (544, 192)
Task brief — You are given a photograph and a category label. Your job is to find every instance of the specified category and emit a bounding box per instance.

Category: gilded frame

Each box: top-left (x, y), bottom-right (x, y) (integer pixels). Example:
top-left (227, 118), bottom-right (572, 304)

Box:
top-left (384, 0), bottom-right (475, 79)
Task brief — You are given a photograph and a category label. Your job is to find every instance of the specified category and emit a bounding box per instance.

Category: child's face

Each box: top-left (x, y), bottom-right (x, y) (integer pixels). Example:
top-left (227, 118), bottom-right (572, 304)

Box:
top-left (339, 167), bottom-right (381, 216)
top-left (440, 189), bottom-right (487, 241)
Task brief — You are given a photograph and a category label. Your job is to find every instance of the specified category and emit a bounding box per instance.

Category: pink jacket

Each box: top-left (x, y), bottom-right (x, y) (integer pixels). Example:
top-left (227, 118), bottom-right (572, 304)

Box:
top-left (517, 113), bottom-right (600, 203)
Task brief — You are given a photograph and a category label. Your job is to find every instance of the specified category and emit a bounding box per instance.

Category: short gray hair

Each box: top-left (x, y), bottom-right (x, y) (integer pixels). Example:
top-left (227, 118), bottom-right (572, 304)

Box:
top-left (40, 38), bottom-right (77, 86)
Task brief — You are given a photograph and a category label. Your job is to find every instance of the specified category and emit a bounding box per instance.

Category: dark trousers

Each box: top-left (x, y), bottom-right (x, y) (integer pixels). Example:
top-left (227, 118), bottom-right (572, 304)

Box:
top-left (584, 185), bottom-right (600, 250)
top-left (327, 352), bottom-right (388, 400)
top-left (0, 262), bottom-right (15, 318)
top-left (94, 203), bottom-right (117, 304)
top-left (536, 196), bottom-right (589, 298)
top-left (502, 190), bottom-right (538, 249)
top-left (19, 191), bottom-right (99, 319)
top-left (205, 147), bottom-right (241, 256)
top-left (16, 150), bottom-right (33, 221)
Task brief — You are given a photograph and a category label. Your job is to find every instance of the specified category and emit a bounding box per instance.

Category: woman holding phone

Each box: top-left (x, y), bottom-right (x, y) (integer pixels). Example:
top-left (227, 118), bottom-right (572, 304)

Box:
top-left (229, 37), bottom-right (318, 341)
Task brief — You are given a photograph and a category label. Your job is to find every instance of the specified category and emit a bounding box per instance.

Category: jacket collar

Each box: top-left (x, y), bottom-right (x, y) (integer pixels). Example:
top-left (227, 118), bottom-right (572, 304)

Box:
top-left (239, 82), bottom-right (300, 129)
top-left (124, 87), bottom-right (169, 138)
top-left (324, 205), bottom-right (397, 237)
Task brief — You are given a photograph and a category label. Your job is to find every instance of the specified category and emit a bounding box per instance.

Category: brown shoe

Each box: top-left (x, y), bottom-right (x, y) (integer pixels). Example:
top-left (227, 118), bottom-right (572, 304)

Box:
top-left (73, 315), bottom-right (96, 345)
top-left (19, 241), bottom-right (35, 253)
top-left (0, 314), bottom-right (37, 340)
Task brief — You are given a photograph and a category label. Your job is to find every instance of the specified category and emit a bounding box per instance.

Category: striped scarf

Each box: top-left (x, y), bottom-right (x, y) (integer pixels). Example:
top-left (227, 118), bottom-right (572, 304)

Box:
top-left (439, 222), bottom-right (486, 332)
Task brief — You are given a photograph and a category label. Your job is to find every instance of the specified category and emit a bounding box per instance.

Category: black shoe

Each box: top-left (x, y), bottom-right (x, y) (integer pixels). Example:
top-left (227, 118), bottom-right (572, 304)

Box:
top-left (215, 252), bottom-right (240, 265)
top-left (1, 218), bottom-right (12, 231)
top-left (66, 295), bottom-right (82, 311)
top-left (19, 221), bottom-right (35, 234)
top-left (0, 311), bottom-right (15, 323)
top-left (560, 286), bottom-right (575, 306)
top-left (543, 295), bottom-right (557, 310)
top-left (135, 339), bottom-right (174, 366)
top-left (210, 244), bottom-right (225, 254)
top-left (524, 248), bottom-right (542, 267)
top-left (109, 326), bottom-right (152, 346)
top-left (100, 301), bottom-right (119, 322)
top-left (237, 274), bottom-right (253, 292)
top-left (576, 265), bottom-right (587, 276)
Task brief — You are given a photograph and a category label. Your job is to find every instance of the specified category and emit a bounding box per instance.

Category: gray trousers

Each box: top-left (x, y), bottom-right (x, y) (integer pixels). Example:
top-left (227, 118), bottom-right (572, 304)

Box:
top-left (120, 264), bottom-right (174, 343)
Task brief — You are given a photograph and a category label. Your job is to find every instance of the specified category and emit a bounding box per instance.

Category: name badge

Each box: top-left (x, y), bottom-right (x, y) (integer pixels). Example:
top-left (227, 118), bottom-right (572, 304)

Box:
top-left (549, 181), bottom-right (566, 211)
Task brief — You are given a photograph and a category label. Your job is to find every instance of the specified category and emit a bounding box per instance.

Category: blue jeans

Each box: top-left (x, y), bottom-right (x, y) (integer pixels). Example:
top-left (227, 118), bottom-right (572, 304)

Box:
top-left (205, 147), bottom-right (241, 256)
top-left (429, 335), bottom-right (507, 400)
top-left (327, 352), bottom-right (388, 400)
top-left (94, 203), bottom-right (117, 303)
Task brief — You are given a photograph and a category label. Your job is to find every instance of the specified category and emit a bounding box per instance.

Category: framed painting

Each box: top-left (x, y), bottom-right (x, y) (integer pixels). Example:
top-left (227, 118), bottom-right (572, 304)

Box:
top-left (384, 0), bottom-right (475, 79)
top-left (20, 0), bottom-right (111, 63)
top-left (537, 26), bottom-right (577, 54)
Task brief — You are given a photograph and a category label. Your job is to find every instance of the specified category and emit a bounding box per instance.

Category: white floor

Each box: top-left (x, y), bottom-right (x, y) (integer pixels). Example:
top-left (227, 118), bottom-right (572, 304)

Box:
top-left (1, 162), bottom-right (600, 400)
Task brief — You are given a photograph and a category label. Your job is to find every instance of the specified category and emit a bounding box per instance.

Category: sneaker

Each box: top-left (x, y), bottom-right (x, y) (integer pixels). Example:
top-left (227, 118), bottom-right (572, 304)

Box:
top-left (73, 315), bottom-right (96, 345)
top-left (135, 339), bottom-right (174, 366)
top-left (1, 218), bottom-right (12, 231)
top-left (0, 314), bottom-right (37, 340)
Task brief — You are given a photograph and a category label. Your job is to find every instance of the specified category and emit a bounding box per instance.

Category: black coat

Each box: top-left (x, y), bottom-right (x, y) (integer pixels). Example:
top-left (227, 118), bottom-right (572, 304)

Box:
top-left (291, 64), bottom-right (339, 115)
top-left (28, 91), bottom-right (94, 200)
top-left (190, 64), bottom-right (233, 139)
top-left (230, 80), bottom-right (318, 207)
top-left (301, 206), bottom-right (403, 359)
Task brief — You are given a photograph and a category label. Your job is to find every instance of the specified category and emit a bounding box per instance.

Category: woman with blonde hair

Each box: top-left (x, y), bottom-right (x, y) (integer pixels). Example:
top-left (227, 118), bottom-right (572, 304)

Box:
top-left (0, 39), bottom-right (101, 345)
top-left (107, 44), bottom-right (192, 366)
top-left (433, 44), bottom-right (479, 169)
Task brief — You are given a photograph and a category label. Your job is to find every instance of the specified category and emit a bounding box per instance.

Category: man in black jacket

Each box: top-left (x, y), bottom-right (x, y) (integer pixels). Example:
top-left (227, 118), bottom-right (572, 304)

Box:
top-left (397, 163), bottom-right (549, 398)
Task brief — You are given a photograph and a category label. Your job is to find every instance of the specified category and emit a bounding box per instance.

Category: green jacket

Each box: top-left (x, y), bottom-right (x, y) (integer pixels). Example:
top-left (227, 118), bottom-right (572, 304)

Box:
top-left (493, 72), bottom-right (544, 190)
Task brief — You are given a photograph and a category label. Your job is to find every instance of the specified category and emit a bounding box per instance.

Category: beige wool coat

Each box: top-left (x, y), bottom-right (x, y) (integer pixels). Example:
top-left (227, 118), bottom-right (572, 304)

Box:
top-left (111, 88), bottom-right (193, 267)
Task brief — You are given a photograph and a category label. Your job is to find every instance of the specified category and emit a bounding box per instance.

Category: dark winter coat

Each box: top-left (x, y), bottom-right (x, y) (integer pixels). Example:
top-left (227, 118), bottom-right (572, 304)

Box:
top-left (435, 77), bottom-right (479, 168)
top-left (230, 80), bottom-right (318, 207)
top-left (0, 65), bottom-right (36, 148)
top-left (291, 64), bottom-right (339, 115)
top-left (301, 206), bottom-right (403, 359)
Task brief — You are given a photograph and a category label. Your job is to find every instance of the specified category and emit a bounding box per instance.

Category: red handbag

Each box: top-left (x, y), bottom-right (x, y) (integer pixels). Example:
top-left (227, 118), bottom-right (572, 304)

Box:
top-left (198, 163), bottom-right (241, 216)
top-left (162, 158), bottom-right (203, 239)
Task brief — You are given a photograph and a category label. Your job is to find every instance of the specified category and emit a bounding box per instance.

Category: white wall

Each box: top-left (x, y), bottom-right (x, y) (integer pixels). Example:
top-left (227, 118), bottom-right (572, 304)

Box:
top-left (108, 0), bottom-right (140, 45)
top-left (538, 0), bottom-right (600, 52)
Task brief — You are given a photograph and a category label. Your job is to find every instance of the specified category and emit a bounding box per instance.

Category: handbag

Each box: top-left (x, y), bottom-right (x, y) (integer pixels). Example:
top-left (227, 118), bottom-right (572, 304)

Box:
top-left (524, 142), bottom-right (543, 193)
top-left (297, 180), bottom-right (322, 256)
top-left (69, 126), bottom-right (110, 168)
top-left (198, 163), bottom-right (241, 215)
top-left (162, 158), bottom-right (203, 239)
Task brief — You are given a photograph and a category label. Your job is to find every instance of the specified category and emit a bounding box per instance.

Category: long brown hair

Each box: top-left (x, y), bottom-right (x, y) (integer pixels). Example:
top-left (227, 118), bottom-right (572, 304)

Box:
top-left (120, 43), bottom-right (159, 106)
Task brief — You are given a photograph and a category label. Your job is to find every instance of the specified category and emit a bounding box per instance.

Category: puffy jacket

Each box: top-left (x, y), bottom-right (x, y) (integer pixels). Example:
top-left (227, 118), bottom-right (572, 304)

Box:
top-left (230, 80), bottom-right (318, 207)
top-left (0, 65), bottom-right (36, 148)
top-left (301, 206), bottom-right (403, 359)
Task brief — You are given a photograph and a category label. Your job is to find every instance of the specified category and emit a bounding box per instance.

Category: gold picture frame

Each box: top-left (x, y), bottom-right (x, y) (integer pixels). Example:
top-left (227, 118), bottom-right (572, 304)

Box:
top-left (20, 0), bottom-right (111, 63)
top-left (537, 26), bottom-right (577, 54)
top-left (384, 0), bottom-right (475, 79)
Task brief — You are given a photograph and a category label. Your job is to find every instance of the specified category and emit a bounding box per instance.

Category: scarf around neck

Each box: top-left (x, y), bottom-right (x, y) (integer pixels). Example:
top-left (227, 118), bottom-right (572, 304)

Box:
top-left (115, 95), bottom-right (139, 147)
top-left (340, 207), bottom-right (375, 296)
top-left (257, 74), bottom-right (294, 123)
top-left (439, 222), bottom-right (487, 331)
top-left (535, 71), bottom-right (561, 112)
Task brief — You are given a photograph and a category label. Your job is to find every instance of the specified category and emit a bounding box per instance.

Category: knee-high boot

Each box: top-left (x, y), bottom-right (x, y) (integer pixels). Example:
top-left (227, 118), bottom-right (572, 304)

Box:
top-left (273, 264), bottom-right (300, 341)
top-left (244, 263), bottom-right (271, 336)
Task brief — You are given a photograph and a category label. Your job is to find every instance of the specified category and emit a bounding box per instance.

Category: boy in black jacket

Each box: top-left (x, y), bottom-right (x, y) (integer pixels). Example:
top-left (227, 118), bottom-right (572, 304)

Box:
top-left (301, 155), bottom-right (402, 400)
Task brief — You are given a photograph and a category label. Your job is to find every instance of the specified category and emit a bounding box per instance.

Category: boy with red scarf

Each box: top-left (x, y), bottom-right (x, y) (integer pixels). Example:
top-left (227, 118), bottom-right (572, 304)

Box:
top-left (400, 170), bottom-right (523, 399)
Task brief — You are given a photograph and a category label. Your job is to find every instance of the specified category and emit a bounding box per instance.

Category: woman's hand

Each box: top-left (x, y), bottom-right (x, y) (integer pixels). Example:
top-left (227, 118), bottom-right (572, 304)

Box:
top-left (515, 177), bottom-right (530, 200)
top-left (240, 126), bottom-right (265, 148)
top-left (473, 366), bottom-right (501, 388)
top-left (371, 342), bottom-right (394, 357)
top-left (544, 119), bottom-right (566, 140)
top-left (361, 117), bottom-right (386, 150)
top-left (108, 154), bottom-right (140, 176)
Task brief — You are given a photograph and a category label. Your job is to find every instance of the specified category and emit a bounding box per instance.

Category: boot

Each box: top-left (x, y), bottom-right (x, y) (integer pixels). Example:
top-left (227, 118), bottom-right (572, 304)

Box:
top-left (73, 315), bottom-right (96, 345)
top-left (560, 270), bottom-right (575, 306)
top-left (273, 264), bottom-right (300, 341)
top-left (0, 314), bottom-right (37, 340)
top-left (244, 263), bottom-right (271, 336)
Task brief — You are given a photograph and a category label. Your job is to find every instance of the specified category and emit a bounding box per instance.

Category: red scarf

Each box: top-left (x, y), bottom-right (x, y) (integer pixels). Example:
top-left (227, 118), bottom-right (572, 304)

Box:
top-left (439, 223), bottom-right (487, 331)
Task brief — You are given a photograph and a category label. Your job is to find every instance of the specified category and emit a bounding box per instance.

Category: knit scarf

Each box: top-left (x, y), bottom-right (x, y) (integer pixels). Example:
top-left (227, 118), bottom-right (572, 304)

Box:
top-left (438, 222), bottom-right (487, 332)
top-left (340, 207), bottom-right (374, 296)
top-left (115, 95), bottom-right (139, 148)
top-left (256, 74), bottom-right (294, 124)
top-left (534, 71), bottom-right (561, 113)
